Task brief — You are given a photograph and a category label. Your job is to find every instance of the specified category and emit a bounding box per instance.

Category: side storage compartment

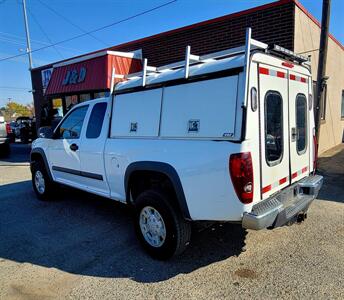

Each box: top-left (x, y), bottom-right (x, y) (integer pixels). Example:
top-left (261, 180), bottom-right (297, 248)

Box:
top-left (160, 76), bottom-right (239, 138)
top-left (110, 89), bottom-right (162, 137)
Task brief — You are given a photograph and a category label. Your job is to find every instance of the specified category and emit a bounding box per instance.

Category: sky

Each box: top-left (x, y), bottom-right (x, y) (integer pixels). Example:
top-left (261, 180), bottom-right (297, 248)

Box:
top-left (0, 0), bottom-right (343, 107)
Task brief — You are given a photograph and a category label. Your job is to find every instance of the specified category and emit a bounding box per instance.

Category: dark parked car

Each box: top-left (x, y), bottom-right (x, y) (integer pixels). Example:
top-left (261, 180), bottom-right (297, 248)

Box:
top-left (13, 117), bottom-right (37, 143)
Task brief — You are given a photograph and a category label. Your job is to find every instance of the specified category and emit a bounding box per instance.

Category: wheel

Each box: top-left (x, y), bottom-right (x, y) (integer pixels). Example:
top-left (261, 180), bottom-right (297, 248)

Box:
top-left (31, 160), bottom-right (54, 200)
top-left (134, 189), bottom-right (191, 260)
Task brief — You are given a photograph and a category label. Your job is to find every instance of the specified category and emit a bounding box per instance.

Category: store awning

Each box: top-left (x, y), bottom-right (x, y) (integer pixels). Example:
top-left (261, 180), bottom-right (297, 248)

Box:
top-left (45, 51), bottom-right (142, 95)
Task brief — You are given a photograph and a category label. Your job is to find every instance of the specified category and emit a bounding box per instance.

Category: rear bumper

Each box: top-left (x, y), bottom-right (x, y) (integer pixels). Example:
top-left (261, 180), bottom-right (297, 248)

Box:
top-left (242, 175), bottom-right (323, 230)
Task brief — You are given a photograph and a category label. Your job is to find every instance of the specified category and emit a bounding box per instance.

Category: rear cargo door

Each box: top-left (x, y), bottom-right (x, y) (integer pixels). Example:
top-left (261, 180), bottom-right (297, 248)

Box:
top-left (288, 71), bottom-right (310, 183)
top-left (258, 64), bottom-right (290, 199)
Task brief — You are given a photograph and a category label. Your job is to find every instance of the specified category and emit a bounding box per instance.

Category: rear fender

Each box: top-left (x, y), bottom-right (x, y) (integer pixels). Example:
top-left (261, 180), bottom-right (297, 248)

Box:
top-left (124, 161), bottom-right (191, 220)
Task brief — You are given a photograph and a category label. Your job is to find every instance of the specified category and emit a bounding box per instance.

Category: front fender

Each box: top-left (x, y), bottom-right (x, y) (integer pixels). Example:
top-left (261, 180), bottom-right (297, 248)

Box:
top-left (30, 147), bottom-right (53, 181)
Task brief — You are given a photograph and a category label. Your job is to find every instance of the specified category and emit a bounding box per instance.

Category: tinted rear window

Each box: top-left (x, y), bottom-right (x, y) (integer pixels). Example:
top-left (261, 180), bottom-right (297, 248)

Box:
top-left (296, 94), bottom-right (307, 154)
top-left (265, 91), bottom-right (283, 166)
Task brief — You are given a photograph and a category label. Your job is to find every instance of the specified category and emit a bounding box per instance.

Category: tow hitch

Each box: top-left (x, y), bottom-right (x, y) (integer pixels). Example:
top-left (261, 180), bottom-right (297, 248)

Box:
top-left (287, 211), bottom-right (308, 226)
top-left (296, 212), bottom-right (307, 223)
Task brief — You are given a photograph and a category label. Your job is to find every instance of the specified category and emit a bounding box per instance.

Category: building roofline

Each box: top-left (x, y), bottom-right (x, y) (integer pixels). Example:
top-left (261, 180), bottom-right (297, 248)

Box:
top-left (293, 0), bottom-right (343, 51)
top-left (32, 0), bottom-right (343, 71)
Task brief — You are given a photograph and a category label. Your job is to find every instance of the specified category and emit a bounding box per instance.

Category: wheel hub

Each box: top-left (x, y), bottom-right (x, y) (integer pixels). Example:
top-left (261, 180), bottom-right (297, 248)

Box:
top-left (139, 206), bottom-right (166, 248)
top-left (34, 170), bottom-right (45, 194)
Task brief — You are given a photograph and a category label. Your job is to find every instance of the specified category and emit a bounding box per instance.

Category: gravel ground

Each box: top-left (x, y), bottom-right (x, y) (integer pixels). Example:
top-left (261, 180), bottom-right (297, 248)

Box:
top-left (0, 144), bottom-right (343, 299)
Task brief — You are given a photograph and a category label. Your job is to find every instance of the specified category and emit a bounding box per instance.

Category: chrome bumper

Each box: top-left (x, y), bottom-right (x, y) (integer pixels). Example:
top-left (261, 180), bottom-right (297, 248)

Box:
top-left (242, 175), bottom-right (323, 230)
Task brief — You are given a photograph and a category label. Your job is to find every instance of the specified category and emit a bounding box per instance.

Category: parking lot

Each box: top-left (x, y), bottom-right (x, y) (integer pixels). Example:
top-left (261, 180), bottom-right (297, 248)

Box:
top-left (0, 144), bottom-right (343, 299)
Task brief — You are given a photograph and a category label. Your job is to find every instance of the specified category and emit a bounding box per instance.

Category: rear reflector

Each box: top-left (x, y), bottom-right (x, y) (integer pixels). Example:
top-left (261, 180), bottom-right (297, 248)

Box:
top-left (229, 152), bottom-right (254, 204)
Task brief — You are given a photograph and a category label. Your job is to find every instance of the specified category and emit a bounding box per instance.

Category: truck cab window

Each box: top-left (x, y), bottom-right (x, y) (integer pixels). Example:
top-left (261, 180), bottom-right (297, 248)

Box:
top-left (86, 102), bottom-right (107, 138)
top-left (296, 94), bottom-right (307, 154)
top-left (57, 105), bottom-right (88, 139)
top-left (265, 91), bottom-right (283, 166)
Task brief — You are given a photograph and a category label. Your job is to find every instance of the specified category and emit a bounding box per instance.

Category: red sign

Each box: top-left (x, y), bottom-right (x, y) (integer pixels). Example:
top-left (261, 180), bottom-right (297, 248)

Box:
top-left (45, 54), bottom-right (142, 95)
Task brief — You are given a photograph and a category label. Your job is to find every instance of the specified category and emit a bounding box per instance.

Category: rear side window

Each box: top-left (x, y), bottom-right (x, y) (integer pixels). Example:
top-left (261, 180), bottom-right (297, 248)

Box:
top-left (265, 91), bottom-right (283, 166)
top-left (296, 94), bottom-right (307, 154)
top-left (86, 103), bottom-right (107, 138)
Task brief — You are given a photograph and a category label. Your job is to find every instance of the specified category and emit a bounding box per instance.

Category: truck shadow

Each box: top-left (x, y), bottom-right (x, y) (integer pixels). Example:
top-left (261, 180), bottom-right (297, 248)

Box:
top-left (0, 180), bottom-right (246, 283)
top-left (317, 146), bottom-right (344, 203)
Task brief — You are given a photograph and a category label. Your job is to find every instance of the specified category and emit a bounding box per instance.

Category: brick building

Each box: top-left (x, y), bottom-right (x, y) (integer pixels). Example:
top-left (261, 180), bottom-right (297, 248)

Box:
top-left (31, 0), bottom-right (344, 153)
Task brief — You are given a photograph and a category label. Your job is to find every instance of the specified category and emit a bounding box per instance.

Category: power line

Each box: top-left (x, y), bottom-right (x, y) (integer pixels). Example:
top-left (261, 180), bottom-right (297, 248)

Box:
top-left (0, 31), bottom-right (78, 52)
top-left (0, 0), bottom-right (178, 63)
top-left (0, 86), bottom-right (31, 90)
top-left (26, 6), bottom-right (64, 60)
top-left (36, 0), bottom-right (108, 47)
top-left (0, 36), bottom-right (26, 47)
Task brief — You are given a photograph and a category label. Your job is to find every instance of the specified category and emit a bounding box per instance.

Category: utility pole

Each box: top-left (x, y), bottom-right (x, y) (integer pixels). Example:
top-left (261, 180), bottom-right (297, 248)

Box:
top-left (21, 0), bottom-right (33, 70)
top-left (315, 0), bottom-right (331, 145)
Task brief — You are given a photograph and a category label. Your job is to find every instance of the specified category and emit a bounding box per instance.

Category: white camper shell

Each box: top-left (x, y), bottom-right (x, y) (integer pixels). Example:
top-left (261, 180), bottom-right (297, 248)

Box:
top-left (31, 28), bottom-right (323, 259)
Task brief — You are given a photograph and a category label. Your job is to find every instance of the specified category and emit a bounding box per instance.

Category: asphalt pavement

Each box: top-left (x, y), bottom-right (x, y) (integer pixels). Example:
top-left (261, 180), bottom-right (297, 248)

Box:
top-left (0, 143), bottom-right (343, 299)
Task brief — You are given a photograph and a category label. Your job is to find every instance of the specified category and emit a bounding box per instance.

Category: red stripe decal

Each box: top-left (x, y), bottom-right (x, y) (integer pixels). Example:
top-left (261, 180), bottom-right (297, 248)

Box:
top-left (302, 166), bottom-right (308, 173)
top-left (277, 71), bottom-right (285, 78)
top-left (262, 185), bottom-right (272, 194)
top-left (279, 177), bottom-right (287, 185)
top-left (300, 77), bottom-right (307, 83)
top-left (259, 67), bottom-right (269, 75)
top-left (292, 172), bottom-right (298, 179)
top-left (290, 74), bottom-right (296, 80)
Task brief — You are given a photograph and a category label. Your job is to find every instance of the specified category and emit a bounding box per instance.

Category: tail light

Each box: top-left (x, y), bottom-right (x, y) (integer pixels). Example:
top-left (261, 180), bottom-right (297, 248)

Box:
top-left (229, 152), bottom-right (254, 204)
top-left (6, 123), bottom-right (11, 135)
top-left (313, 134), bottom-right (318, 173)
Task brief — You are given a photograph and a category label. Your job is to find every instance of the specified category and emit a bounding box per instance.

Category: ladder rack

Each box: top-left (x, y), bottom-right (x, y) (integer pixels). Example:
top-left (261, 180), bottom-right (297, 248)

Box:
top-left (123, 27), bottom-right (309, 87)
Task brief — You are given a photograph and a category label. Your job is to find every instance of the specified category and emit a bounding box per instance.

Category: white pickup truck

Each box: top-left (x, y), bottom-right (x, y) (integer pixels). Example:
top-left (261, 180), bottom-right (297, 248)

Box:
top-left (31, 30), bottom-right (323, 259)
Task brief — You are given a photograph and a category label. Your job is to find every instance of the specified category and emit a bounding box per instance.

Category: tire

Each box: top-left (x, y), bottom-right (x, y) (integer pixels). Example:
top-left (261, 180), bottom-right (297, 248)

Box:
top-left (134, 189), bottom-right (191, 260)
top-left (31, 159), bottom-right (54, 200)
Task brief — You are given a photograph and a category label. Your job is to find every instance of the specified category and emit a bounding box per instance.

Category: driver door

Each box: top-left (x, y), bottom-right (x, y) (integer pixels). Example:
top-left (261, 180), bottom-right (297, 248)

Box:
top-left (48, 105), bottom-right (89, 187)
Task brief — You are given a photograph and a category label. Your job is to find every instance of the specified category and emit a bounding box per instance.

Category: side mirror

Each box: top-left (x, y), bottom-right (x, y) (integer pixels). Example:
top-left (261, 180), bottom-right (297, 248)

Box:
top-left (38, 126), bottom-right (53, 139)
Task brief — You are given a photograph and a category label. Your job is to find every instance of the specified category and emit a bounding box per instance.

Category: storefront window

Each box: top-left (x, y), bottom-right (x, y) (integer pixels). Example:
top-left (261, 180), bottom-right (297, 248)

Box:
top-left (94, 92), bottom-right (106, 99)
top-left (80, 93), bottom-right (91, 102)
top-left (65, 95), bottom-right (78, 111)
top-left (52, 98), bottom-right (63, 117)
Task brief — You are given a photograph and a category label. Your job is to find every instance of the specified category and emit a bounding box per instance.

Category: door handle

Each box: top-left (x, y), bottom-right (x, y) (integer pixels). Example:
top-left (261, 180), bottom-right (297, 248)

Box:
top-left (291, 127), bottom-right (297, 142)
top-left (70, 143), bottom-right (79, 151)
